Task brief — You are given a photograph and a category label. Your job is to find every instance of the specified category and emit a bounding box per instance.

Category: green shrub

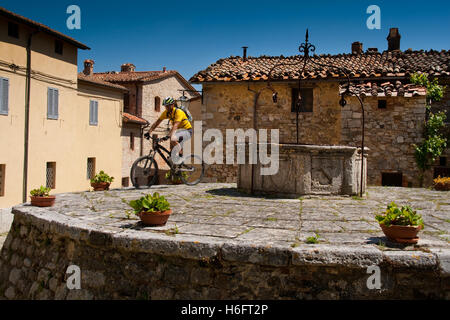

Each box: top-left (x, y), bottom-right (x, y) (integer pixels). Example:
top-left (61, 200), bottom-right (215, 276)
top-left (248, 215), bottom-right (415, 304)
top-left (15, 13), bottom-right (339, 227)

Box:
top-left (375, 202), bottom-right (424, 228)
top-left (91, 170), bottom-right (114, 184)
top-left (30, 186), bottom-right (51, 197)
top-left (128, 192), bottom-right (170, 215)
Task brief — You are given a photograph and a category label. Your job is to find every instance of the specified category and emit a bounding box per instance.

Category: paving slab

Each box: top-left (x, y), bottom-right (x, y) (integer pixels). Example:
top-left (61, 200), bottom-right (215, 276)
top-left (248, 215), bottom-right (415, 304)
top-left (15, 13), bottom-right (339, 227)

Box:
top-left (6, 184), bottom-right (450, 253)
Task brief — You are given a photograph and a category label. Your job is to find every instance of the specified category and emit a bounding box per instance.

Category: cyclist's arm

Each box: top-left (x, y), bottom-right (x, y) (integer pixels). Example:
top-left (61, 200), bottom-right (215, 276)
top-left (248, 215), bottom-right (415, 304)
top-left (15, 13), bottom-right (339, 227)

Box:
top-left (148, 119), bottom-right (162, 133)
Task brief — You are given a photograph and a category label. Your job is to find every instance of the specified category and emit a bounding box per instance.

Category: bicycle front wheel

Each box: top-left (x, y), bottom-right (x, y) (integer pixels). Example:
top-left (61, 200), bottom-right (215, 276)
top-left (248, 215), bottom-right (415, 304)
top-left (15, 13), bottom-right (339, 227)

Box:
top-left (130, 156), bottom-right (158, 189)
top-left (179, 155), bottom-right (205, 186)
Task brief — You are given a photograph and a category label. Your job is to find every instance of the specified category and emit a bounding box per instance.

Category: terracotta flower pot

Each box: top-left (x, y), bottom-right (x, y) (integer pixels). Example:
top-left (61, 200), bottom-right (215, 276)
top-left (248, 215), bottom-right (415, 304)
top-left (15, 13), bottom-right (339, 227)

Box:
top-left (380, 224), bottom-right (422, 244)
top-left (91, 182), bottom-right (110, 191)
top-left (30, 196), bottom-right (56, 207)
top-left (139, 209), bottom-right (172, 226)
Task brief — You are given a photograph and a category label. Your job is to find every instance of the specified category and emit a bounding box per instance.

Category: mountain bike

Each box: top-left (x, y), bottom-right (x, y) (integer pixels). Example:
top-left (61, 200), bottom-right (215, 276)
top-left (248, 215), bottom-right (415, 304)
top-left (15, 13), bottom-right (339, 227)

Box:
top-left (130, 134), bottom-right (205, 188)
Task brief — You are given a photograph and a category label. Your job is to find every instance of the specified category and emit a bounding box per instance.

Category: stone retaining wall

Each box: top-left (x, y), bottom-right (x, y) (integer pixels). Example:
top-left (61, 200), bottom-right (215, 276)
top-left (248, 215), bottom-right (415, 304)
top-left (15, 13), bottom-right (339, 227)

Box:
top-left (0, 206), bottom-right (448, 300)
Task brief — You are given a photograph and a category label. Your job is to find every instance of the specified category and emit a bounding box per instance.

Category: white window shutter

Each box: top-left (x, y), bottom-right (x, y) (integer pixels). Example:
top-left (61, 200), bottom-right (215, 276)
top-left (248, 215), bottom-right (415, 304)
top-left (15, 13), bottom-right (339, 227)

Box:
top-left (47, 88), bottom-right (52, 118)
top-left (89, 100), bottom-right (93, 124)
top-left (54, 89), bottom-right (59, 118)
top-left (95, 101), bottom-right (98, 124)
top-left (0, 78), bottom-right (8, 115)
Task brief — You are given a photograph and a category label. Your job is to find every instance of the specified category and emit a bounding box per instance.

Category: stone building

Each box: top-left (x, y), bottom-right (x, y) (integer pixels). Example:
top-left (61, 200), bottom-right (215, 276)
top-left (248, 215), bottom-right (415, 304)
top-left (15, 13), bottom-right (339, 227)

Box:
top-left (80, 63), bottom-right (200, 186)
top-left (190, 28), bottom-right (450, 187)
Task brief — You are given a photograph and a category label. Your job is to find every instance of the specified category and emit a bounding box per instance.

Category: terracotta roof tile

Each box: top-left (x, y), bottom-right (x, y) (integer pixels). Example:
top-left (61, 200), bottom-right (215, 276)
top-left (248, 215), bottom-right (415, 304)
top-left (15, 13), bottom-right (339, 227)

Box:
top-left (190, 50), bottom-right (450, 83)
top-left (122, 112), bottom-right (148, 125)
top-left (340, 80), bottom-right (427, 97)
top-left (78, 74), bottom-right (128, 91)
top-left (91, 70), bottom-right (200, 97)
top-left (91, 71), bottom-right (173, 83)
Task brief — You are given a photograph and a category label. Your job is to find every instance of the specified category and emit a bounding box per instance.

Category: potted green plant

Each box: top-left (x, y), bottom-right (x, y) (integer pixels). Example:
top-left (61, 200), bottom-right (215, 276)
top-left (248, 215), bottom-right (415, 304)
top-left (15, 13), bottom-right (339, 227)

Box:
top-left (90, 170), bottom-right (114, 191)
top-left (128, 192), bottom-right (172, 226)
top-left (165, 170), bottom-right (187, 185)
top-left (375, 202), bottom-right (424, 244)
top-left (30, 186), bottom-right (55, 207)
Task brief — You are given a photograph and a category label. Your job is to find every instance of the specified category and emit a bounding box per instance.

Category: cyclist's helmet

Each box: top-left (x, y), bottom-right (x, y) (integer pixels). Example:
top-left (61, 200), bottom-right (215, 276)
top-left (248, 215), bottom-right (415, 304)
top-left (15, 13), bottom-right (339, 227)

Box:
top-left (162, 97), bottom-right (175, 106)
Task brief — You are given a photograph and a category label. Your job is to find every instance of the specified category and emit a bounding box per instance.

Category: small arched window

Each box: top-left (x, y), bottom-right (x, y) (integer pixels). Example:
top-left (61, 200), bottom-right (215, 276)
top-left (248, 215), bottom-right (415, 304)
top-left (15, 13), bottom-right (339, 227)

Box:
top-left (155, 97), bottom-right (161, 112)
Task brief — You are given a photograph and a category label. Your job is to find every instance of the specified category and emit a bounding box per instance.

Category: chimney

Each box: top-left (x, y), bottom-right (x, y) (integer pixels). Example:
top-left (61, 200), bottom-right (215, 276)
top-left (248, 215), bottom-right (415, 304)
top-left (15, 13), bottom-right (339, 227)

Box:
top-left (83, 59), bottom-right (94, 76)
top-left (121, 63), bottom-right (136, 73)
top-left (242, 46), bottom-right (248, 61)
top-left (351, 42), bottom-right (363, 54)
top-left (387, 28), bottom-right (401, 51)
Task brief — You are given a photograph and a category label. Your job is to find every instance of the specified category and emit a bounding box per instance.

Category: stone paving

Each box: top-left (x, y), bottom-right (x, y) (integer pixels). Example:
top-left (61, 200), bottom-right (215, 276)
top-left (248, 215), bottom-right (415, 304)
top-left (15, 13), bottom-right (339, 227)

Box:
top-left (23, 183), bottom-right (449, 250)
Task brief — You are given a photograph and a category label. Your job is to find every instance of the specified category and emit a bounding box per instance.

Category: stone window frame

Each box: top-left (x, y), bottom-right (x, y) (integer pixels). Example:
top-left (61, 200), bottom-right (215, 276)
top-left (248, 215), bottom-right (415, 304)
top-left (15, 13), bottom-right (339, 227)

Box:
top-left (46, 162), bottom-right (56, 189)
top-left (155, 97), bottom-right (161, 112)
top-left (291, 87), bottom-right (314, 113)
top-left (87, 158), bottom-right (96, 180)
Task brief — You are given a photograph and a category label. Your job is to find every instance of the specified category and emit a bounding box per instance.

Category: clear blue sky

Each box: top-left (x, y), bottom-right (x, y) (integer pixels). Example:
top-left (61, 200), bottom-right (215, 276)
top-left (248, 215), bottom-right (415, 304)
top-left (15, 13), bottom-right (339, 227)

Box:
top-left (2, 0), bottom-right (449, 88)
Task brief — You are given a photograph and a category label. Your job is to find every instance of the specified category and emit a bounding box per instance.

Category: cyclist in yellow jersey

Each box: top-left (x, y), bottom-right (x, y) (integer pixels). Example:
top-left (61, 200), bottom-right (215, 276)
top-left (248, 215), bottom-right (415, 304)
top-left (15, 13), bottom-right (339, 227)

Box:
top-left (146, 97), bottom-right (192, 157)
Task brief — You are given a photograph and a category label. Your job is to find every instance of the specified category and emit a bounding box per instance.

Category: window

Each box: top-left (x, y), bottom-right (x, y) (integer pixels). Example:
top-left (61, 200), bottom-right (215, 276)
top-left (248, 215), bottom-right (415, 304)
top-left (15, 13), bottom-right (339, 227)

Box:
top-left (0, 77), bottom-right (9, 115)
top-left (47, 88), bottom-right (59, 119)
top-left (130, 132), bottom-right (135, 150)
top-left (8, 22), bottom-right (19, 39)
top-left (155, 97), bottom-right (161, 112)
top-left (292, 88), bottom-right (313, 113)
top-left (46, 162), bottom-right (56, 189)
top-left (378, 100), bottom-right (387, 109)
top-left (87, 158), bottom-right (96, 180)
top-left (0, 164), bottom-right (5, 197)
top-left (381, 172), bottom-right (402, 187)
top-left (89, 100), bottom-right (98, 125)
top-left (55, 40), bottom-right (63, 55)
top-left (124, 93), bottom-right (130, 113)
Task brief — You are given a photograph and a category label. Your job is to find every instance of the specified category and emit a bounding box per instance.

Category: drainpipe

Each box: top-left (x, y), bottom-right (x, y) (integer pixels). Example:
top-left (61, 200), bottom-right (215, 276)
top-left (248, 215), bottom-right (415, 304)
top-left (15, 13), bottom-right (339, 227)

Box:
top-left (23, 31), bottom-right (38, 203)
top-left (135, 84), bottom-right (144, 157)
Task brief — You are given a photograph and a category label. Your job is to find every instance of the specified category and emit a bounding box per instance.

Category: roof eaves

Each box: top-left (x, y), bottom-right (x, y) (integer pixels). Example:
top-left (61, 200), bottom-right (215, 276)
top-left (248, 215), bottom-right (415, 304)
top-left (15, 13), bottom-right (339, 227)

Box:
top-left (0, 6), bottom-right (90, 50)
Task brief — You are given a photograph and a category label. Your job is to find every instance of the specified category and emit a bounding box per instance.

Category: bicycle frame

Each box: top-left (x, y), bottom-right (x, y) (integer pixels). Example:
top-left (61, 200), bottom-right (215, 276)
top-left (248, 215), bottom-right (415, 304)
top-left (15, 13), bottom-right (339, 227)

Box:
top-left (151, 140), bottom-right (176, 170)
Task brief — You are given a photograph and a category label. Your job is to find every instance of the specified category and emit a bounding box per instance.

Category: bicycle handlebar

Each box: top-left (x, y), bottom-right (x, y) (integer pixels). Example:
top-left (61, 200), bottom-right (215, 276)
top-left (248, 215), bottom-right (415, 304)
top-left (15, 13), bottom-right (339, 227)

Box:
top-left (144, 133), bottom-right (170, 143)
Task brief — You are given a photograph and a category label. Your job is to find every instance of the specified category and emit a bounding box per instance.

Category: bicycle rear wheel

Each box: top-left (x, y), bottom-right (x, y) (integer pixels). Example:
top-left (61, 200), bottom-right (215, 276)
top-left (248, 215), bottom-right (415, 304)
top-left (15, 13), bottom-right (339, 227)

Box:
top-left (130, 156), bottom-right (158, 189)
top-left (179, 155), bottom-right (205, 186)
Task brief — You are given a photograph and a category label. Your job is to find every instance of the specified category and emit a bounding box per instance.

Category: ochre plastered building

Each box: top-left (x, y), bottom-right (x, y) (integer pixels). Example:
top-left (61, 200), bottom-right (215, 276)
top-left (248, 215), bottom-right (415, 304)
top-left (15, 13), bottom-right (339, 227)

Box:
top-left (0, 7), bottom-right (126, 207)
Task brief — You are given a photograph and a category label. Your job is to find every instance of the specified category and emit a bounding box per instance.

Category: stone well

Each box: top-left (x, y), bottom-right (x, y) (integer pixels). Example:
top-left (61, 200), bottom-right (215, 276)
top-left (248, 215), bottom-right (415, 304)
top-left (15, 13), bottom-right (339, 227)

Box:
top-left (238, 143), bottom-right (367, 197)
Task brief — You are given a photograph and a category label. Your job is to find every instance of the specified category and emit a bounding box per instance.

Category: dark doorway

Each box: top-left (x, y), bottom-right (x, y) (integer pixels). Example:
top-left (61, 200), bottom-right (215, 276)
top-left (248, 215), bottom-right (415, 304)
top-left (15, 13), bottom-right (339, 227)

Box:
top-left (381, 172), bottom-right (403, 186)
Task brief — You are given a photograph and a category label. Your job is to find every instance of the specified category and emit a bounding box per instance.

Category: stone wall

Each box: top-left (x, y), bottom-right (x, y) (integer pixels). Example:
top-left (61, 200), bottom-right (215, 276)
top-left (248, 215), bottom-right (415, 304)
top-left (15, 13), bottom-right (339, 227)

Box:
top-left (0, 208), bottom-right (448, 300)
top-left (201, 82), bottom-right (342, 182)
top-left (341, 95), bottom-right (427, 186)
top-left (200, 81), bottom-right (448, 186)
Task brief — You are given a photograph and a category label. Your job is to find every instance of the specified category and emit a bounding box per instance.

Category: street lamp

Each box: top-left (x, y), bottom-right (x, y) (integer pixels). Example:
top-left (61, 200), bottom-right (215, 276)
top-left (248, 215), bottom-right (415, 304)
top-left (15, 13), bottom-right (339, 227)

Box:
top-left (178, 93), bottom-right (190, 110)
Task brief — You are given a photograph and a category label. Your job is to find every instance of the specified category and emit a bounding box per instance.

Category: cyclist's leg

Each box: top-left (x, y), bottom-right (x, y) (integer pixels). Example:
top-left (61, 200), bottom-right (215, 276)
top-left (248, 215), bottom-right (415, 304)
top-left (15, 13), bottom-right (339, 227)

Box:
top-left (171, 130), bottom-right (192, 164)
